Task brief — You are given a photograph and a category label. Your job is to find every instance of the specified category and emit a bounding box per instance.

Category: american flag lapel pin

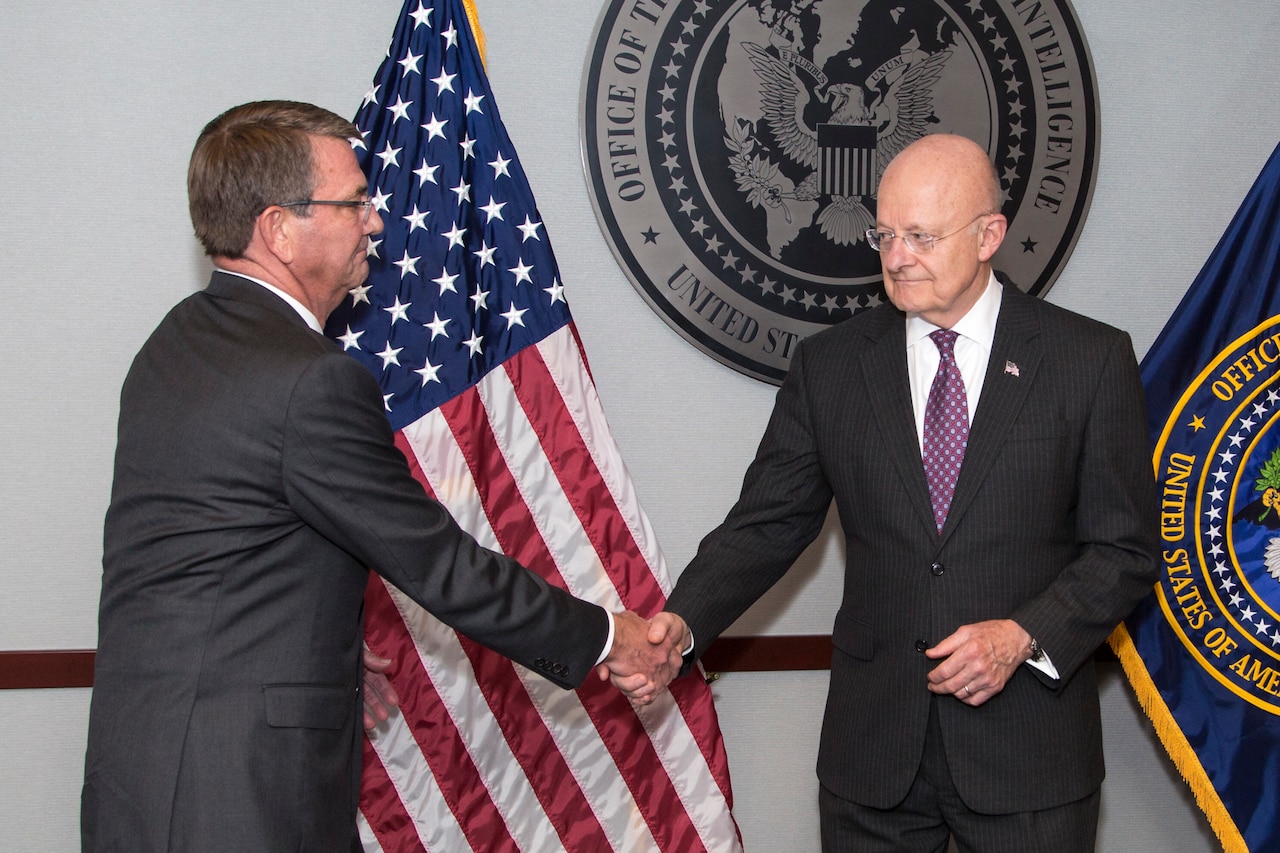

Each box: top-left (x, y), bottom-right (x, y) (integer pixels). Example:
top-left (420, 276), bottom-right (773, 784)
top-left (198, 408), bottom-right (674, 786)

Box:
top-left (1005, 360), bottom-right (1020, 377)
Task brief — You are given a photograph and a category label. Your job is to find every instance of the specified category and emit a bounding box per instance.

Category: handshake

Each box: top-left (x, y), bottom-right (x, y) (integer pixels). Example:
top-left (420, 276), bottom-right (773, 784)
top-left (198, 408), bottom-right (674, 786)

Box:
top-left (596, 611), bottom-right (691, 707)
top-left (362, 611), bottom-right (691, 729)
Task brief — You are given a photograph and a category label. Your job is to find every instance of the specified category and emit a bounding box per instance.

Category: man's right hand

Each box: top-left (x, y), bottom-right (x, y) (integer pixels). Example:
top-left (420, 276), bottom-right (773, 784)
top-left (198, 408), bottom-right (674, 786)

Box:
top-left (596, 611), bottom-right (689, 707)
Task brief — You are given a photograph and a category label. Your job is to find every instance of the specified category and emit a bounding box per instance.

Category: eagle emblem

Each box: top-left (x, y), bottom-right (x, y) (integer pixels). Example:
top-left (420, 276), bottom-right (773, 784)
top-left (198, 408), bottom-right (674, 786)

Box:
top-left (726, 23), bottom-right (951, 250)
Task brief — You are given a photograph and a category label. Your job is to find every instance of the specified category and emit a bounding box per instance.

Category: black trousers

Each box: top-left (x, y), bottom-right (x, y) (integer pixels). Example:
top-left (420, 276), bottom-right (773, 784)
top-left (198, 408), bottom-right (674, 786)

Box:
top-left (819, 698), bottom-right (1100, 853)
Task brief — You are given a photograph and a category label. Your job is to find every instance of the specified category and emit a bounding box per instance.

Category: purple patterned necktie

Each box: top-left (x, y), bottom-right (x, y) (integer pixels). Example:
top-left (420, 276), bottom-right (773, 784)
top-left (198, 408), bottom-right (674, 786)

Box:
top-left (923, 329), bottom-right (969, 532)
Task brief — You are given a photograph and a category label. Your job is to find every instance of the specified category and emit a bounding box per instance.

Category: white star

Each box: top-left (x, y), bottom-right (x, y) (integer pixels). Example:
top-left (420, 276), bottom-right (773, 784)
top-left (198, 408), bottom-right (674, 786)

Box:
top-left (349, 130), bottom-right (368, 152)
top-left (383, 296), bottom-right (412, 324)
top-left (442, 223), bottom-right (467, 248)
top-left (348, 283), bottom-right (372, 305)
top-left (471, 285), bottom-right (490, 311)
top-left (433, 269), bottom-right (459, 294)
top-left (336, 325), bottom-right (364, 351)
top-left (387, 95), bottom-right (413, 123)
top-left (394, 250), bottom-right (420, 278)
top-left (431, 68), bottom-right (456, 94)
top-left (362, 85), bottom-right (381, 108)
top-left (545, 278), bottom-right (566, 304)
top-left (424, 312), bottom-right (450, 340)
top-left (376, 142), bottom-right (401, 169)
top-left (464, 89), bottom-right (485, 114)
top-left (459, 135), bottom-right (476, 159)
top-left (451, 178), bottom-right (471, 204)
top-left (489, 153), bottom-right (511, 178)
top-left (442, 24), bottom-right (458, 49)
top-left (402, 205), bottom-right (429, 233)
top-left (382, 393), bottom-right (394, 413)
top-left (517, 216), bottom-right (542, 242)
top-left (501, 304), bottom-right (528, 328)
top-left (413, 159), bottom-right (439, 186)
top-left (398, 50), bottom-right (422, 77)
top-left (509, 258), bottom-right (533, 284)
top-left (408, 2), bottom-right (432, 28)
top-left (365, 236), bottom-right (381, 259)
top-left (463, 330), bottom-right (484, 356)
top-left (415, 359), bottom-right (442, 385)
top-left (480, 197), bottom-right (506, 222)
top-left (421, 113), bottom-right (448, 141)
top-left (370, 188), bottom-right (392, 213)
top-left (473, 242), bottom-right (497, 267)
top-left (377, 341), bottom-right (403, 368)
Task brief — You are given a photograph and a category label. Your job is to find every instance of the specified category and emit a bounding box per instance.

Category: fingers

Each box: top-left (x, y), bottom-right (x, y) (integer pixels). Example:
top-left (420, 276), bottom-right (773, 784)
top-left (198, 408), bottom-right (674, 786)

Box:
top-left (603, 611), bottom-right (690, 707)
top-left (361, 669), bottom-right (400, 731)
top-left (925, 619), bottom-right (1028, 706)
top-left (647, 611), bottom-right (689, 648)
top-left (361, 646), bottom-right (399, 732)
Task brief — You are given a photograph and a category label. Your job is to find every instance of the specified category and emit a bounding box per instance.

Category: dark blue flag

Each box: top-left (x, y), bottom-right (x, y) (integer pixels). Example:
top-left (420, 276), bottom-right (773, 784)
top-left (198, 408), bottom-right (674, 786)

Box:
top-left (1114, 140), bottom-right (1280, 853)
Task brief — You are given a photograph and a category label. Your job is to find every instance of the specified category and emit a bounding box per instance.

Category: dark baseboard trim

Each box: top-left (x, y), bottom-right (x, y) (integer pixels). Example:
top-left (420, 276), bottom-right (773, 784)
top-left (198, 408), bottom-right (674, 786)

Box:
top-left (0, 638), bottom-right (1116, 688)
top-left (0, 649), bottom-right (96, 689)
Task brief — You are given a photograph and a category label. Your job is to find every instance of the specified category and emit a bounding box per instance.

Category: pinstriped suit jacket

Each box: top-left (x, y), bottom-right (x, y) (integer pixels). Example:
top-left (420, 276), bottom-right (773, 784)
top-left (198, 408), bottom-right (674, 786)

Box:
top-left (83, 272), bottom-right (609, 852)
top-left (666, 285), bottom-right (1159, 813)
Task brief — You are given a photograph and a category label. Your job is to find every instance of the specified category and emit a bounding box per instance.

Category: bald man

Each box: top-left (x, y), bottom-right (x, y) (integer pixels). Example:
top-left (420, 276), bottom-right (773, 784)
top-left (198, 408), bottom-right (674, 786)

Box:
top-left (641, 135), bottom-right (1159, 851)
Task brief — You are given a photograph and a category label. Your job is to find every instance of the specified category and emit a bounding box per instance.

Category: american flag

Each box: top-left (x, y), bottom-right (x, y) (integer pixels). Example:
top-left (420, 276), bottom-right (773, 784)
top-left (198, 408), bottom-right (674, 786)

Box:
top-left (325, 1), bottom-right (740, 850)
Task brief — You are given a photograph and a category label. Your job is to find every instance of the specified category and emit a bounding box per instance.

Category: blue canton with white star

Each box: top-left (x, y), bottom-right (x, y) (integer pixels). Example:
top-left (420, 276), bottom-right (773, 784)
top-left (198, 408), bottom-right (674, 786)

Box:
top-left (326, 0), bottom-right (570, 432)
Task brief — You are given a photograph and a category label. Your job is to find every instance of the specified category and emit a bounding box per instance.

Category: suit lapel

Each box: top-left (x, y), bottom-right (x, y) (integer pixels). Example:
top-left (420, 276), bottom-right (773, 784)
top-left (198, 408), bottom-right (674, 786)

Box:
top-left (859, 313), bottom-right (939, 537)
top-left (940, 288), bottom-right (1043, 542)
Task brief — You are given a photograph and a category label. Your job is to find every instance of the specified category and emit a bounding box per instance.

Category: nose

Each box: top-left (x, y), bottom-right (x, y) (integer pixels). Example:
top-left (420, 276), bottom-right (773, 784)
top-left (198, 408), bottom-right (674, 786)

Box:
top-left (366, 207), bottom-right (384, 236)
top-left (882, 234), bottom-right (914, 271)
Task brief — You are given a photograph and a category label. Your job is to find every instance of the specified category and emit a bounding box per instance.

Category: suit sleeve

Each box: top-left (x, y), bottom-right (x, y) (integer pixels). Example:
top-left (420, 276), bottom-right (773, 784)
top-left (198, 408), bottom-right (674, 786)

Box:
top-left (666, 340), bottom-right (835, 653)
top-left (279, 351), bottom-right (609, 689)
top-left (1011, 330), bottom-right (1160, 684)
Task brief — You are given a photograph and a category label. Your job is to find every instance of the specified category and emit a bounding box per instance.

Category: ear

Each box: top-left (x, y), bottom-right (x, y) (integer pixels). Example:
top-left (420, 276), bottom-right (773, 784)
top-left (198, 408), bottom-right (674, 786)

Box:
top-left (253, 206), bottom-right (296, 265)
top-left (976, 213), bottom-right (1007, 262)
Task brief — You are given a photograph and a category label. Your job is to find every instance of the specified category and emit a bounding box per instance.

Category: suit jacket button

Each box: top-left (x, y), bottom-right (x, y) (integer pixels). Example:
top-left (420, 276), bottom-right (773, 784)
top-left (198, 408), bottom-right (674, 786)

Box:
top-left (930, 562), bottom-right (945, 576)
top-left (915, 640), bottom-right (928, 653)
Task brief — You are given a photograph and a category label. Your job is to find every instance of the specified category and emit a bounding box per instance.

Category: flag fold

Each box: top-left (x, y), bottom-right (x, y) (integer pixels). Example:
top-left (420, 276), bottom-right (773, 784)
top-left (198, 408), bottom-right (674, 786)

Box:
top-left (326, 1), bottom-right (741, 850)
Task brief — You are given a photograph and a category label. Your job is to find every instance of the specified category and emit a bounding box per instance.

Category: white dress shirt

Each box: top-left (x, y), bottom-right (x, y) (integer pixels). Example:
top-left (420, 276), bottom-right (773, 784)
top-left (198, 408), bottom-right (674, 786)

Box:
top-left (903, 273), bottom-right (1059, 679)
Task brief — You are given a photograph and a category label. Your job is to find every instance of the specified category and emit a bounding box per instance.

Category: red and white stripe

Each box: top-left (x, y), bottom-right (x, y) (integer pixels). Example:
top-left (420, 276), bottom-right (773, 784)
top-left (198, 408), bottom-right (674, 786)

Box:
top-left (357, 324), bottom-right (741, 852)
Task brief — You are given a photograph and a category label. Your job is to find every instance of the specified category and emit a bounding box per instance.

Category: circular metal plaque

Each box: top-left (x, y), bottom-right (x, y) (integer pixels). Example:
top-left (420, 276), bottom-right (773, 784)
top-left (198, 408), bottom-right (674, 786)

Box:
top-left (582, 0), bottom-right (1100, 383)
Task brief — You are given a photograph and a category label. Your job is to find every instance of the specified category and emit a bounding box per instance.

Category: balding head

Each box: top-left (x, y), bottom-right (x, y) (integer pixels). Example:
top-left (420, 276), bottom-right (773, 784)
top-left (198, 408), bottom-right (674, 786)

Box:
top-left (880, 134), bottom-right (1002, 222)
top-left (872, 134), bottom-right (1007, 328)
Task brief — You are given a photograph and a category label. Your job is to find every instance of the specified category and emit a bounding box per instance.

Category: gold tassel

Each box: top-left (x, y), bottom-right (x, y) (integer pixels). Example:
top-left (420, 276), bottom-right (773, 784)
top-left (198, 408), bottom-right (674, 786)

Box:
top-left (1108, 622), bottom-right (1248, 853)
top-left (461, 0), bottom-right (487, 69)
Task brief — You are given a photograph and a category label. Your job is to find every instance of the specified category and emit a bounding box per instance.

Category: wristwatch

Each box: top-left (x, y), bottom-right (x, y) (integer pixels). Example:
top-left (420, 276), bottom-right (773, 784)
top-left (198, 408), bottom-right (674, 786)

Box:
top-left (1028, 638), bottom-right (1045, 662)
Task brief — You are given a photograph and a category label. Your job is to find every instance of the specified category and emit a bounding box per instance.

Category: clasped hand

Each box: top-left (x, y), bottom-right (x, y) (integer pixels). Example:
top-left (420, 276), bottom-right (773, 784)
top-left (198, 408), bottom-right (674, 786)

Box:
top-left (596, 611), bottom-right (689, 708)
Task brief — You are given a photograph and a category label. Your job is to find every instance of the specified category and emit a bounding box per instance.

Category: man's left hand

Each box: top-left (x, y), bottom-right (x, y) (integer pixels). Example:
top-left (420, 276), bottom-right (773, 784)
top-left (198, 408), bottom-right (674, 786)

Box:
top-left (362, 646), bottom-right (400, 731)
top-left (924, 619), bottom-right (1032, 706)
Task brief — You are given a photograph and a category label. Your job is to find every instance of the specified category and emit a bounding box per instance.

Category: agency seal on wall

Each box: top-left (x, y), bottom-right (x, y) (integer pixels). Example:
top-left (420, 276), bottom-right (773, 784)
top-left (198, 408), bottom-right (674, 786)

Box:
top-left (581, 0), bottom-right (1101, 383)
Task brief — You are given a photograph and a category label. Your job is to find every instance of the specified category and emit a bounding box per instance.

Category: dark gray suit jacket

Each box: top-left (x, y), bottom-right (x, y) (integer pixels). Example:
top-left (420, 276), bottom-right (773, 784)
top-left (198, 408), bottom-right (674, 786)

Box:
top-left (82, 272), bottom-right (609, 852)
top-left (666, 286), bottom-right (1159, 814)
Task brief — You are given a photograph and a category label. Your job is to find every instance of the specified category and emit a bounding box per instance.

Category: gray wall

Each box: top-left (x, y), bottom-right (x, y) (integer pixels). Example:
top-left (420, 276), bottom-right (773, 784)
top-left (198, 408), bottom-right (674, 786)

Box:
top-left (3, 0), bottom-right (1276, 849)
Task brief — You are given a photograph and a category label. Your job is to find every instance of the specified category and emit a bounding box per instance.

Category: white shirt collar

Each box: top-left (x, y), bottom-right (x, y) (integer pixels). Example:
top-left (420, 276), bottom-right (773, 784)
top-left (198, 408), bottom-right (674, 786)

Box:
top-left (215, 269), bottom-right (324, 334)
top-left (904, 272), bottom-right (1002, 350)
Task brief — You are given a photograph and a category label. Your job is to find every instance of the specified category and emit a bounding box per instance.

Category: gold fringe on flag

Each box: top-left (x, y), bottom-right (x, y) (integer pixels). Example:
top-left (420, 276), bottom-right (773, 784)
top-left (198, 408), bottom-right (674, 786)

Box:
top-left (1108, 622), bottom-right (1248, 853)
top-left (461, 0), bottom-right (487, 68)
